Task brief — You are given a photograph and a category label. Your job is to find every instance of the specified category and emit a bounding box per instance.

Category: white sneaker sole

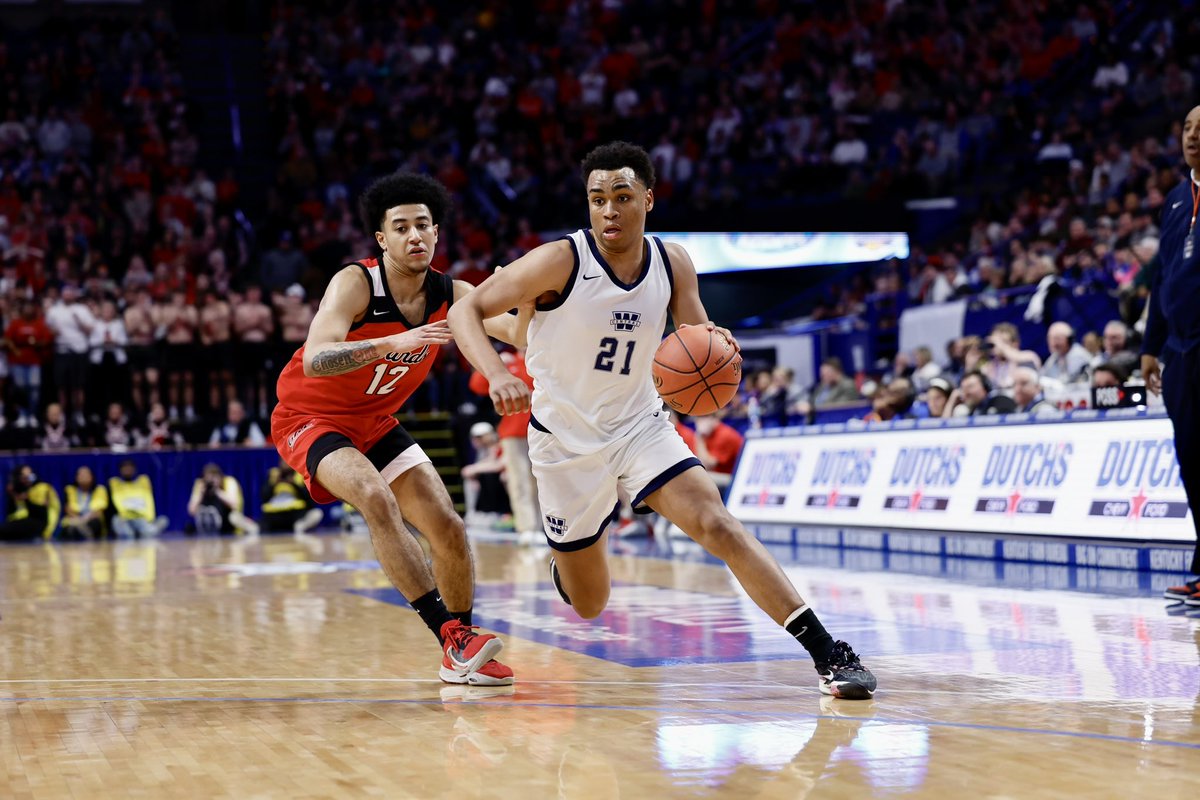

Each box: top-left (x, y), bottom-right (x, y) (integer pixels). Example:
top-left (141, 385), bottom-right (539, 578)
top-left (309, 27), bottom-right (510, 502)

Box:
top-left (440, 685), bottom-right (516, 702)
top-left (439, 664), bottom-right (515, 686)
top-left (818, 678), bottom-right (876, 700)
top-left (440, 637), bottom-right (506, 684)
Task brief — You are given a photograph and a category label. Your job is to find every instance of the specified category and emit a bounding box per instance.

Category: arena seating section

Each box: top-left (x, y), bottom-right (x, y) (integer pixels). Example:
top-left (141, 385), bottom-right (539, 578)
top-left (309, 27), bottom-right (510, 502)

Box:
top-left (0, 0), bottom-right (1195, 452)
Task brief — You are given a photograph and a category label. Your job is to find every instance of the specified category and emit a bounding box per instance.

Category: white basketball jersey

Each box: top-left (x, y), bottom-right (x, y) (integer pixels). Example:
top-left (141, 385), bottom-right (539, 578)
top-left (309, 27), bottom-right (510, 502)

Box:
top-left (525, 228), bottom-right (674, 454)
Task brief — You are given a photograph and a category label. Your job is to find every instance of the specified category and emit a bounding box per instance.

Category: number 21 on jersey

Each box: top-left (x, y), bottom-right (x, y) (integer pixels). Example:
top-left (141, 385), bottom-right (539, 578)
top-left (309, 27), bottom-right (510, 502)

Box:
top-left (366, 363), bottom-right (409, 395)
top-left (594, 337), bottom-right (635, 375)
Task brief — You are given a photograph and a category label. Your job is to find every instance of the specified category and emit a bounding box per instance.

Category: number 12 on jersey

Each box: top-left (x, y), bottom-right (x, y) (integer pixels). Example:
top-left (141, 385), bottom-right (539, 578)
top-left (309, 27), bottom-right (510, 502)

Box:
top-left (366, 363), bottom-right (409, 395)
top-left (594, 337), bottom-right (635, 375)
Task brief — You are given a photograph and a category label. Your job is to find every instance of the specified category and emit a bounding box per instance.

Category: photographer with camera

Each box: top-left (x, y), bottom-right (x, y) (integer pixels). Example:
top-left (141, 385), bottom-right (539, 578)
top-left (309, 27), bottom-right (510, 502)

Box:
top-left (261, 458), bottom-right (323, 536)
top-left (0, 465), bottom-right (60, 540)
top-left (186, 463), bottom-right (260, 537)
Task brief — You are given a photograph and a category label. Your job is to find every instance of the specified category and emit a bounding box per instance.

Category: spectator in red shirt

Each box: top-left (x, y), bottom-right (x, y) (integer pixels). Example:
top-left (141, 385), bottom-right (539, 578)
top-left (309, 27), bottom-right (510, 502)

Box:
top-left (4, 300), bottom-right (53, 427)
top-left (691, 414), bottom-right (746, 491)
top-left (468, 350), bottom-right (540, 544)
top-left (514, 218), bottom-right (542, 254)
top-left (672, 410), bottom-right (696, 452)
top-left (649, 411), bottom-right (745, 539)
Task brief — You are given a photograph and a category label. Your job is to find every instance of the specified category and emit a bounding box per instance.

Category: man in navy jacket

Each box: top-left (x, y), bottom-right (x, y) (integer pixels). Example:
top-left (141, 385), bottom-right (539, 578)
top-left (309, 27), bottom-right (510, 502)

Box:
top-left (1143, 104), bottom-right (1200, 606)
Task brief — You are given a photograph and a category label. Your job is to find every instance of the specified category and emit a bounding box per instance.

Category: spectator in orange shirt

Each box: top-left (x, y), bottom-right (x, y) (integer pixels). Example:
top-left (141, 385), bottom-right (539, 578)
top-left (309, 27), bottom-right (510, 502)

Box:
top-left (468, 349), bottom-right (540, 544)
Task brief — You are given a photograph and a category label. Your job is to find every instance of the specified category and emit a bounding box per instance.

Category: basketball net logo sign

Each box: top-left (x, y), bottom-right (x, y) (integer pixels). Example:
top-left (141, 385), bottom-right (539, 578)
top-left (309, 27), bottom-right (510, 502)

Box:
top-left (610, 311), bottom-right (642, 332)
top-left (545, 515), bottom-right (569, 538)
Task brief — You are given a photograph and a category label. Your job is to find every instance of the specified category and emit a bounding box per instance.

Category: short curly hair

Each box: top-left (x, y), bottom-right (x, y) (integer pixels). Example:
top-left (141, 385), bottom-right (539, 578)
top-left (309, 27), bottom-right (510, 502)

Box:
top-left (579, 141), bottom-right (656, 189)
top-left (358, 171), bottom-right (452, 235)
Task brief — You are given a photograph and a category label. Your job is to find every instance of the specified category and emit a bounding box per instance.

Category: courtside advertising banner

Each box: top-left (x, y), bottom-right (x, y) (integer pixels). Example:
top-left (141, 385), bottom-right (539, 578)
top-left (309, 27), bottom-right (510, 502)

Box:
top-left (728, 416), bottom-right (1192, 542)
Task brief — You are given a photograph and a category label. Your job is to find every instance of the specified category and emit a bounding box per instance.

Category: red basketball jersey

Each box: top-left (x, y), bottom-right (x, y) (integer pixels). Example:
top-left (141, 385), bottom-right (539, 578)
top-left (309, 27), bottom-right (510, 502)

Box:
top-left (275, 259), bottom-right (453, 419)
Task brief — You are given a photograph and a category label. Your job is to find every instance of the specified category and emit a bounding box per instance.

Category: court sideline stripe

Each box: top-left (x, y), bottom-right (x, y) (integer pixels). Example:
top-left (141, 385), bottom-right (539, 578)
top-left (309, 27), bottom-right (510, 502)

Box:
top-left (0, 678), bottom-right (779, 687)
top-left (0, 695), bottom-right (1196, 751)
top-left (0, 679), bottom-right (1193, 704)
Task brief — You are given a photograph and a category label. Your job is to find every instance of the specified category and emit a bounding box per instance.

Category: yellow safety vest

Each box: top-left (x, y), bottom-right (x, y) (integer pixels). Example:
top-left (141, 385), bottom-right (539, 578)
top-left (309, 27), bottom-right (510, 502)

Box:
top-left (262, 469), bottom-right (308, 513)
top-left (191, 476), bottom-right (244, 512)
top-left (65, 484), bottom-right (109, 517)
top-left (109, 476), bottom-right (156, 521)
top-left (8, 481), bottom-right (61, 539)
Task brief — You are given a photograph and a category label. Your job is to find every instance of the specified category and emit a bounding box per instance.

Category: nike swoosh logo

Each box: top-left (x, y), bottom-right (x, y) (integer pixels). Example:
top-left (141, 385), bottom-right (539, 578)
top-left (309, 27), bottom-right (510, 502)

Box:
top-left (373, 309), bottom-right (389, 316)
top-left (796, 626), bottom-right (808, 636)
top-left (582, 274), bottom-right (601, 280)
top-left (1174, 201), bottom-right (1185, 209)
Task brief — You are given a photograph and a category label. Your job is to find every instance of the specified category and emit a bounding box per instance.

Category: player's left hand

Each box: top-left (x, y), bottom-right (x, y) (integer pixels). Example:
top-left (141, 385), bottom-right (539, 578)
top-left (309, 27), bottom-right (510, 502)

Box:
top-left (686, 321), bottom-right (740, 353)
top-left (489, 371), bottom-right (531, 416)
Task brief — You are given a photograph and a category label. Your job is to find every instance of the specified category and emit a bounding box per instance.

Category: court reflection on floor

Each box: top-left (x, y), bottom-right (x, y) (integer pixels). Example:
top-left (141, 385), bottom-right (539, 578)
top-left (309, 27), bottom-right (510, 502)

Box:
top-left (1, 533), bottom-right (1197, 799)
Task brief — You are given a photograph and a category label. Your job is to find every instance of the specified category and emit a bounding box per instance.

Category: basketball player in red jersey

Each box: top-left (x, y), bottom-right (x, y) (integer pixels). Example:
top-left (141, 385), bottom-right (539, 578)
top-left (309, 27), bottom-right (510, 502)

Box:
top-left (272, 172), bottom-right (524, 686)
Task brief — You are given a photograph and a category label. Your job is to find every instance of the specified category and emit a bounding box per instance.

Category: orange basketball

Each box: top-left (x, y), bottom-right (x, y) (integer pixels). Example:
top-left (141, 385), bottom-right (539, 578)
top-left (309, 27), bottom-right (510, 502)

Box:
top-left (652, 326), bottom-right (742, 416)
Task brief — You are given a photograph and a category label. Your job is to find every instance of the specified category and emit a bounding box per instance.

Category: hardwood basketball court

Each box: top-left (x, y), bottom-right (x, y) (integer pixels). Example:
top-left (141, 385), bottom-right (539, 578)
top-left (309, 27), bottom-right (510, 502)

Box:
top-left (1, 531), bottom-right (1197, 798)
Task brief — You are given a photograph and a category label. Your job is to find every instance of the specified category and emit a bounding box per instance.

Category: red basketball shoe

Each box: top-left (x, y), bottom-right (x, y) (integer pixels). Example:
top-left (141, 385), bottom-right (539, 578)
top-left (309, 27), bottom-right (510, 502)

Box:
top-left (438, 620), bottom-right (513, 686)
top-left (442, 658), bottom-right (515, 687)
top-left (1164, 578), bottom-right (1200, 602)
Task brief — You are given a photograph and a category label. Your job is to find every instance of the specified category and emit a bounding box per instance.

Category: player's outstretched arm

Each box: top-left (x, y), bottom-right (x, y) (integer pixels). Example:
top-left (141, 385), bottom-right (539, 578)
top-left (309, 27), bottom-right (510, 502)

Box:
top-left (451, 278), bottom-right (533, 347)
top-left (664, 242), bottom-right (740, 351)
top-left (302, 267), bottom-right (453, 377)
top-left (447, 240), bottom-right (573, 414)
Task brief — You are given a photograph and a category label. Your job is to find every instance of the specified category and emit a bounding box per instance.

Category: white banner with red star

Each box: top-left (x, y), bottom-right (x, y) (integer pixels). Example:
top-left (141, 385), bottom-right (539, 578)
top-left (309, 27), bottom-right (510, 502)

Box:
top-left (727, 415), bottom-right (1193, 542)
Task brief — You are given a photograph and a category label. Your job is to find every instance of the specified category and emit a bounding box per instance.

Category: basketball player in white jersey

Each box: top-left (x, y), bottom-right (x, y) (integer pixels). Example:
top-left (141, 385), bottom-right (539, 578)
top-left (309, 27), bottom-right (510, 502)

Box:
top-left (449, 142), bottom-right (876, 698)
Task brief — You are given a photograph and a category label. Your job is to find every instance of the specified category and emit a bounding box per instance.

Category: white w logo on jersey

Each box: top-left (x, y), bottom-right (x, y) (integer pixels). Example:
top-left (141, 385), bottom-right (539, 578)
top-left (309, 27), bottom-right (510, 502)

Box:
top-left (610, 311), bottom-right (642, 331)
top-left (545, 515), bottom-right (568, 537)
top-left (524, 229), bottom-right (674, 454)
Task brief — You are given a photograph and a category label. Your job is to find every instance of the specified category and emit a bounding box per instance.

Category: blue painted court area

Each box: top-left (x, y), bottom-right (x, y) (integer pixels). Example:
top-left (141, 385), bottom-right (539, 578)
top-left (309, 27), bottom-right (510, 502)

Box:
top-left (348, 581), bottom-right (1052, 667)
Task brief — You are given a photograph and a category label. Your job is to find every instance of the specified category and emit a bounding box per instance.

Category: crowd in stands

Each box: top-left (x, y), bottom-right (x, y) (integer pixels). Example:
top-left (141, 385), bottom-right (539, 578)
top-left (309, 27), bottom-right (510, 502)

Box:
top-left (261, 0), bottom-right (1199, 241)
top-left (0, 2), bottom-right (1195, 459)
top-left (724, 314), bottom-right (1148, 431)
top-left (0, 11), bottom-right (278, 445)
top-left (826, 4), bottom-right (1197, 328)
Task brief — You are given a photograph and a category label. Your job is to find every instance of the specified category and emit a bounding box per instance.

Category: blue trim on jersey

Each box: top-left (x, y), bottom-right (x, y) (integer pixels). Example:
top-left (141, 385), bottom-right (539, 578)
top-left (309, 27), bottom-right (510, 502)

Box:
top-left (544, 508), bottom-right (615, 552)
top-left (536, 236), bottom-right (581, 311)
top-left (631, 456), bottom-right (703, 511)
top-left (529, 414), bottom-right (551, 433)
top-left (584, 229), bottom-right (652, 291)
top-left (544, 503), bottom-right (619, 554)
top-left (653, 236), bottom-right (674, 293)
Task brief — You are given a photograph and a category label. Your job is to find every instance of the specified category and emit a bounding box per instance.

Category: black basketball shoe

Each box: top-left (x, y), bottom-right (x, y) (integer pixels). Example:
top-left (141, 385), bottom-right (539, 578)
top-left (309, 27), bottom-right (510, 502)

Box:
top-left (815, 641), bottom-right (877, 700)
top-left (549, 557), bottom-right (571, 606)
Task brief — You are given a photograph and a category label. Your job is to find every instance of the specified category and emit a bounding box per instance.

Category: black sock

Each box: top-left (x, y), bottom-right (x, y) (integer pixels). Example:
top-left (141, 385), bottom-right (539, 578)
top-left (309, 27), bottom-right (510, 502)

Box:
top-left (451, 608), bottom-right (472, 627)
top-left (785, 607), bottom-right (835, 664)
top-left (411, 589), bottom-right (456, 644)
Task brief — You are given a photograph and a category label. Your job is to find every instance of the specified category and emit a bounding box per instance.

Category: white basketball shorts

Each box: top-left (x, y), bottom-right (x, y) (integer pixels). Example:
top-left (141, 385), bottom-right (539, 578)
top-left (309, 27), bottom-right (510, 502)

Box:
top-left (527, 406), bottom-right (701, 551)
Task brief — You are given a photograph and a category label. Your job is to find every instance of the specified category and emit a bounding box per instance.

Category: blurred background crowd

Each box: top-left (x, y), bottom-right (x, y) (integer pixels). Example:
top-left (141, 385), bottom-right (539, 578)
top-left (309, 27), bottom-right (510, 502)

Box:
top-left (0, 0), bottom-right (1194, 458)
